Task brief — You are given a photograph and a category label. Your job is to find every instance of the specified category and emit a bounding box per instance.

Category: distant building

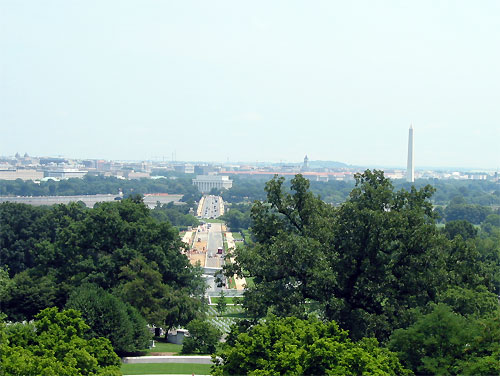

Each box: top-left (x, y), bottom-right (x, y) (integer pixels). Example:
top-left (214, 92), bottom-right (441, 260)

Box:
top-left (0, 169), bottom-right (44, 181)
top-left (192, 175), bottom-right (233, 193)
top-left (194, 164), bottom-right (217, 175)
top-left (406, 125), bottom-right (414, 183)
top-left (174, 164), bottom-right (194, 174)
top-left (302, 155), bottom-right (309, 172)
top-left (45, 169), bottom-right (88, 179)
top-left (126, 171), bottom-right (151, 179)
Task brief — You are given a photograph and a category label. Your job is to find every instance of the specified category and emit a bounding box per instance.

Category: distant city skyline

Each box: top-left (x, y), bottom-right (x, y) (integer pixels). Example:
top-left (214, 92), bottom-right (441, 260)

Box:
top-left (1, 1), bottom-right (499, 169)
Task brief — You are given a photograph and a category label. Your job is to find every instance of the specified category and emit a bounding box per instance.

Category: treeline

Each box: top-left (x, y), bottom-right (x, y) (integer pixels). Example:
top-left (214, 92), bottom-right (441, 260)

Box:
top-left (220, 174), bottom-right (499, 207)
top-left (151, 201), bottom-right (200, 228)
top-left (0, 174), bottom-right (201, 202)
top-left (218, 171), bottom-right (500, 375)
top-left (0, 197), bottom-right (206, 357)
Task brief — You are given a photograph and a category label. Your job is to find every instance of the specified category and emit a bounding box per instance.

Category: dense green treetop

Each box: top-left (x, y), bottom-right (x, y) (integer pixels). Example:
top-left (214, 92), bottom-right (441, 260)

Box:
top-left (389, 303), bottom-right (500, 375)
top-left (66, 285), bottom-right (151, 354)
top-left (1, 307), bottom-right (121, 376)
top-left (225, 170), bottom-right (498, 341)
top-left (150, 201), bottom-right (199, 228)
top-left (1, 197), bottom-right (205, 330)
top-left (181, 319), bottom-right (221, 355)
top-left (212, 316), bottom-right (410, 376)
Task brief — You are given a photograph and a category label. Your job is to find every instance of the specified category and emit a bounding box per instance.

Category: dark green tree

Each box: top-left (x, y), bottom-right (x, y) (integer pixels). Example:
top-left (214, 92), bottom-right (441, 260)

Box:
top-left (226, 170), bottom-right (495, 341)
top-left (389, 304), bottom-right (500, 375)
top-left (442, 219), bottom-right (478, 240)
top-left (65, 284), bottom-right (150, 354)
top-left (181, 319), bottom-right (221, 355)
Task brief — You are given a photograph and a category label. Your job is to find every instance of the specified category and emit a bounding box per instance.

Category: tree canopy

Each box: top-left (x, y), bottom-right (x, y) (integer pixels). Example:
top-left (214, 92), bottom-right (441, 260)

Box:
top-left (1, 197), bottom-right (206, 331)
top-left (212, 316), bottom-right (410, 376)
top-left (225, 170), bottom-right (498, 341)
top-left (0, 307), bottom-right (121, 376)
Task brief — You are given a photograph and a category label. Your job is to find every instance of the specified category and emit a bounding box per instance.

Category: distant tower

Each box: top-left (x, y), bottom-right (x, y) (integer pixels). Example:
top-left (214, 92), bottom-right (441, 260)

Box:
top-left (302, 155), bottom-right (309, 171)
top-left (406, 125), bottom-right (414, 183)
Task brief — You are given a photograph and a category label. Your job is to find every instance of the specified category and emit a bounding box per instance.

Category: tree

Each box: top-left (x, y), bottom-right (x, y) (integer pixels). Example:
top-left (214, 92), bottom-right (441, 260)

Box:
top-left (212, 316), bottom-right (410, 376)
top-left (442, 219), bottom-right (478, 240)
top-left (226, 170), bottom-right (496, 341)
top-left (1, 198), bottom-right (206, 326)
top-left (0, 307), bottom-right (121, 375)
top-left (66, 284), bottom-right (150, 354)
top-left (389, 304), bottom-right (500, 375)
top-left (181, 319), bottom-right (221, 355)
top-left (216, 290), bottom-right (227, 316)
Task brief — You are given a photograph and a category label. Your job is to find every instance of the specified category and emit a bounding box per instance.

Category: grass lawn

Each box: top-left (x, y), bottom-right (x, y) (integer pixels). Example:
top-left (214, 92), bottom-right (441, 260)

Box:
top-left (144, 340), bottom-right (182, 354)
top-left (211, 296), bottom-right (236, 304)
top-left (241, 230), bottom-right (252, 243)
top-left (231, 232), bottom-right (243, 240)
top-left (121, 362), bottom-right (211, 375)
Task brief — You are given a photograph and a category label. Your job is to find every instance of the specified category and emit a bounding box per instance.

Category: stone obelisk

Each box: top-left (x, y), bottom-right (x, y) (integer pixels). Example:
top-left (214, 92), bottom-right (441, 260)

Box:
top-left (406, 124), bottom-right (414, 182)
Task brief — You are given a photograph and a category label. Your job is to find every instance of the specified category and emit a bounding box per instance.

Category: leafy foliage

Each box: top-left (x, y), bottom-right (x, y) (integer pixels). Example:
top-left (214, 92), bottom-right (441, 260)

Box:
top-left (389, 304), bottom-right (500, 375)
top-left (66, 285), bottom-right (151, 354)
top-left (0, 307), bottom-right (121, 375)
top-left (226, 170), bottom-right (497, 341)
top-left (150, 201), bottom-right (199, 228)
top-left (1, 197), bottom-right (206, 331)
top-left (212, 316), bottom-right (410, 375)
top-left (181, 319), bottom-right (221, 355)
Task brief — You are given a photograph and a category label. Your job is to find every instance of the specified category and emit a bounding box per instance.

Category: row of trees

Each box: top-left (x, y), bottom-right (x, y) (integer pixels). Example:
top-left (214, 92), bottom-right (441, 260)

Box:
top-left (219, 174), bottom-right (499, 207)
top-left (150, 201), bottom-right (199, 228)
top-left (0, 174), bottom-right (201, 202)
top-left (220, 171), bottom-right (500, 374)
top-left (1, 197), bottom-right (206, 356)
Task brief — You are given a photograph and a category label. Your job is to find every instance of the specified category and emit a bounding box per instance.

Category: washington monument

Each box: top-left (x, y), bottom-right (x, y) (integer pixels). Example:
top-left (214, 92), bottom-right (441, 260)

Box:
top-left (406, 124), bottom-right (414, 182)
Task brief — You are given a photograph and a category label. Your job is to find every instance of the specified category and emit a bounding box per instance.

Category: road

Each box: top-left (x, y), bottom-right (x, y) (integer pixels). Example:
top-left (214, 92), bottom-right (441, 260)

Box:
top-left (200, 195), bottom-right (222, 219)
top-left (205, 223), bottom-right (223, 268)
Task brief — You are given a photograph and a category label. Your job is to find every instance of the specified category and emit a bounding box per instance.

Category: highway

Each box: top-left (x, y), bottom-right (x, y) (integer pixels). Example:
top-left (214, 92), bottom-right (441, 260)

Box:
top-left (200, 195), bottom-right (222, 219)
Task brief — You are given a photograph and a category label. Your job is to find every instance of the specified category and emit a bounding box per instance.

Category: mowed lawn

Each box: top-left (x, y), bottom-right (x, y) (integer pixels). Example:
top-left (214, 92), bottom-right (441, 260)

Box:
top-left (144, 340), bottom-right (182, 354)
top-left (121, 362), bottom-right (212, 375)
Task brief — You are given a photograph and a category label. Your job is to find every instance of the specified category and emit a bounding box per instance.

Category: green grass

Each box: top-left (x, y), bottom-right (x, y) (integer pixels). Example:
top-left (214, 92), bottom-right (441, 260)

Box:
top-left (244, 276), bottom-right (255, 288)
top-left (241, 229), bottom-right (252, 243)
top-left (231, 232), bottom-right (243, 240)
top-left (211, 296), bottom-right (236, 304)
top-left (121, 362), bottom-right (211, 375)
top-left (144, 340), bottom-right (182, 354)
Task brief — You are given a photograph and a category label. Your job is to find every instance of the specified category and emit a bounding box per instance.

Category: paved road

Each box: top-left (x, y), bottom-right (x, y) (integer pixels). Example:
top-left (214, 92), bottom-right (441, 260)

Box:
top-left (200, 195), bottom-right (222, 219)
top-left (206, 223), bottom-right (223, 268)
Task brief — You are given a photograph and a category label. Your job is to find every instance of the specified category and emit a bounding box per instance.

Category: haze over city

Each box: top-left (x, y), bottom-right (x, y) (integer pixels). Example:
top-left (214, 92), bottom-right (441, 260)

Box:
top-left (1, 1), bottom-right (499, 169)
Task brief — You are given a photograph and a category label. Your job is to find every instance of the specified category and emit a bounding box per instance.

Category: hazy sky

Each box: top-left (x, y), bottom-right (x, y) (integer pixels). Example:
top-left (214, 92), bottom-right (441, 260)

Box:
top-left (1, 1), bottom-right (499, 168)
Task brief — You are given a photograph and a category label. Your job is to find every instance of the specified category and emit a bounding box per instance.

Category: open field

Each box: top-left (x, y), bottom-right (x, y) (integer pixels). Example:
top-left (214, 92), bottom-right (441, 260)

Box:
top-left (121, 362), bottom-right (211, 375)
